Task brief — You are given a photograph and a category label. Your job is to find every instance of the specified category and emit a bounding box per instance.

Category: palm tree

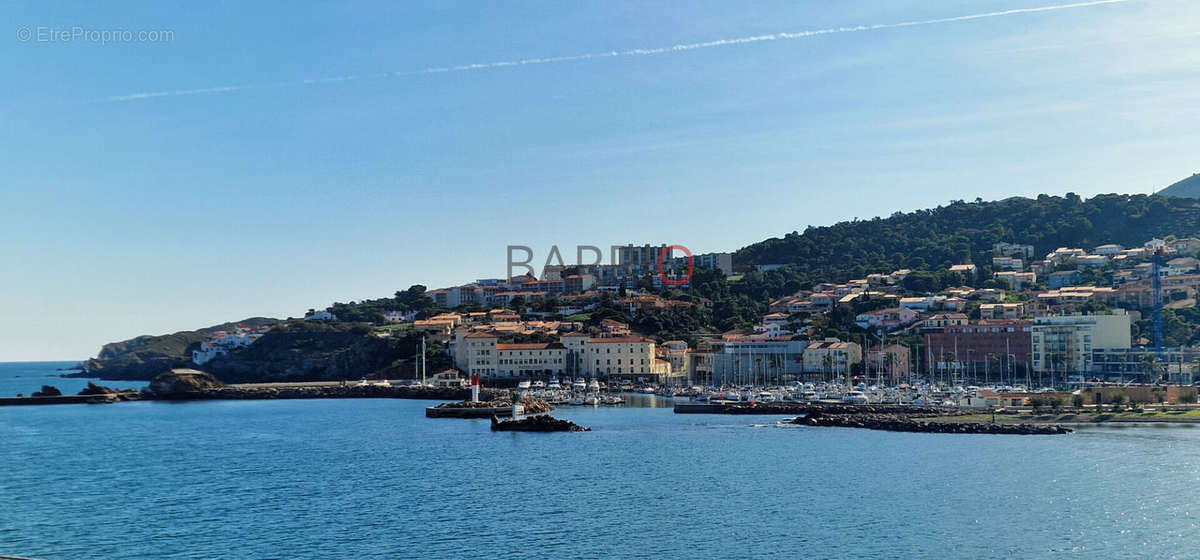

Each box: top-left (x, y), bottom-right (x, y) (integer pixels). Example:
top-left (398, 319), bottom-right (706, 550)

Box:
top-left (1139, 354), bottom-right (1161, 384)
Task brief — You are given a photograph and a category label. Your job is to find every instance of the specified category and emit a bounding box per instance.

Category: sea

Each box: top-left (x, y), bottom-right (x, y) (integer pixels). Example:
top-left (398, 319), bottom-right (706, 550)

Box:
top-left (1, 361), bottom-right (1199, 559)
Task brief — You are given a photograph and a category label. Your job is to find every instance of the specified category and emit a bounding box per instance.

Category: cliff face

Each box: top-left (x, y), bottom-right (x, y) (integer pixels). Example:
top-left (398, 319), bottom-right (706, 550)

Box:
top-left (202, 322), bottom-right (441, 384)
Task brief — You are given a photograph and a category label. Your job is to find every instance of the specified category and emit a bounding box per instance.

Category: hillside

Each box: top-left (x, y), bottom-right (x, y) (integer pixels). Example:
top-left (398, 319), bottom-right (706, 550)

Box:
top-left (203, 321), bottom-right (441, 384)
top-left (733, 193), bottom-right (1200, 285)
top-left (1158, 173), bottom-right (1200, 198)
top-left (73, 317), bottom-right (279, 380)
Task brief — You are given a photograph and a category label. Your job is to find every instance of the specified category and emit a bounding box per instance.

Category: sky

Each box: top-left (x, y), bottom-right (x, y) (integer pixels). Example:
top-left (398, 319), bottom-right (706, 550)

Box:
top-left (2, 0), bottom-right (1199, 361)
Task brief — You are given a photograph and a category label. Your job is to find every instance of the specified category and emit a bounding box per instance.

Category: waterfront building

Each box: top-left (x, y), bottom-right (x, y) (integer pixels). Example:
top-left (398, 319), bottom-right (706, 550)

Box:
top-left (463, 332), bottom-right (499, 377)
top-left (1032, 311), bottom-right (1131, 375)
top-left (582, 336), bottom-right (663, 381)
top-left (801, 338), bottom-right (862, 378)
top-left (495, 343), bottom-right (567, 377)
top-left (1089, 346), bottom-right (1199, 383)
top-left (924, 320), bottom-right (1033, 381)
top-left (662, 340), bottom-right (689, 379)
top-left (712, 338), bottom-right (809, 384)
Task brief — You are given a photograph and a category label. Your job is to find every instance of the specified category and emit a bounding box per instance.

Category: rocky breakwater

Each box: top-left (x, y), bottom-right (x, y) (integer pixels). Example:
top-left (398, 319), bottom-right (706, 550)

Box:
top-left (0, 382), bottom-right (141, 406)
top-left (143, 369), bottom-right (513, 402)
top-left (426, 396), bottom-right (553, 418)
top-left (490, 414), bottom-right (590, 432)
top-left (720, 403), bottom-right (972, 416)
top-left (790, 409), bottom-right (1073, 435)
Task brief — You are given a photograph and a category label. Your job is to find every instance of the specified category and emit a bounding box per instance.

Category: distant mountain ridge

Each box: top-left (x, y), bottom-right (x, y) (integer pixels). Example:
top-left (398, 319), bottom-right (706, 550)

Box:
top-left (1158, 173), bottom-right (1200, 198)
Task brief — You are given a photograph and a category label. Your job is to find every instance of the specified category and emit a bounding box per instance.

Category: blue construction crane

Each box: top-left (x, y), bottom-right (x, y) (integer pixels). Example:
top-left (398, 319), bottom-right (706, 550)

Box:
top-left (1152, 247), bottom-right (1165, 359)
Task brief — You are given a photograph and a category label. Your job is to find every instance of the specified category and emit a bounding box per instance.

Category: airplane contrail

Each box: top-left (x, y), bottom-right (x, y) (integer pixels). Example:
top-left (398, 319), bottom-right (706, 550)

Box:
top-left (102, 0), bottom-right (1130, 102)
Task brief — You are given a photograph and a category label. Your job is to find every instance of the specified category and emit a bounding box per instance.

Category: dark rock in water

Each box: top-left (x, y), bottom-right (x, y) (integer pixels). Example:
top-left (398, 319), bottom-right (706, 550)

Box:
top-left (78, 382), bottom-right (141, 401)
top-left (148, 369), bottom-right (226, 398)
top-left (78, 382), bottom-right (116, 395)
top-left (491, 414), bottom-right (590, 432)
top-left (31, 385), bottom-right (62, 397)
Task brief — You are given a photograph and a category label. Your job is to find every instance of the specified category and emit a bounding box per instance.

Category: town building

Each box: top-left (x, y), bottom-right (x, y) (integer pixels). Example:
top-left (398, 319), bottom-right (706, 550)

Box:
top-left (994, 242), bottom-right (1035, 258)
top-left (979, 302), bottom-right (1029, 320)
top-left (192, 325), bottom-right (270, 365)
top-left (583, 336), bottom-right (664, 381)
top-left (1032, 311), bottom-right (1131, 374)
top-left (711, 338), bottom-right (809, 384)
top-left (924, 320), bottom-right (1033, 380)
top-left (801, 338), bottom-right (862, 378)
top-left (1047, 270), bottom-right (1082, 289)
top-left (854, 307), bottom-right (919, 331)
top-left (866, 343), bottom-right (911, 381)
top-left (994, 271), bottom-right (1036, 290)
top-left (992, 256), bottom-right (1023, 271)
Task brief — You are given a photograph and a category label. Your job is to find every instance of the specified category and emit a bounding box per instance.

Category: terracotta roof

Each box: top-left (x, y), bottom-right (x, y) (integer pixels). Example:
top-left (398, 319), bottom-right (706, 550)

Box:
top-left (497, 343), bottom-right (566, 350)
top-left (465, 332), bottom-right (499, 339)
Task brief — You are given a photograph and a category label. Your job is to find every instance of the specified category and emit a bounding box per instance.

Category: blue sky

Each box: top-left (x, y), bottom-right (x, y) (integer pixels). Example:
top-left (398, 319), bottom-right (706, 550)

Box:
top-left (2, 0), bottom-right (1199, 360)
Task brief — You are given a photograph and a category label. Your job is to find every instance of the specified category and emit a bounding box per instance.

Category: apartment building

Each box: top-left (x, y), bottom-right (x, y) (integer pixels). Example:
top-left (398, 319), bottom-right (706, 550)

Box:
top-left (802, 338), bottom-right (863, 377)
top-left (1032, 311), bottom-right (1131, 374)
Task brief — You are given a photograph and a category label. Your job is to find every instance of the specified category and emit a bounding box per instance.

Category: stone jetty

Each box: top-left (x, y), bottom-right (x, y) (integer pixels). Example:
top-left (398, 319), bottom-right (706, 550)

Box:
top-left (1, 369), bottom-right (515, 407)
top-left (789, 410), bottom-right (1072, 435)
top-left (426, 397), bottom-right (554, 418)
top-left (490, 414), bottom-right (590, 432)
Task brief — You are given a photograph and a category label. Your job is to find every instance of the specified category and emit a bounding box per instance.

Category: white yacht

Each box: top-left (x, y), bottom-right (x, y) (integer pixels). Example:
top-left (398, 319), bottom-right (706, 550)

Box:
top-left (756, 391), bottom-right (776, 403)
top-left (517, 380), bottom-right (532, 390)
top-left (572, 379), bottom-right (587, 392)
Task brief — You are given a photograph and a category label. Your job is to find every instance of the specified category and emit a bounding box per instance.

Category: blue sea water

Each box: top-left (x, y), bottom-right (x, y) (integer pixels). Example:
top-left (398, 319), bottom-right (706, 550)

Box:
top-left (2, 362), bottom-right (1199, 559)
top-left (0, 362), bottom-right (146, 397)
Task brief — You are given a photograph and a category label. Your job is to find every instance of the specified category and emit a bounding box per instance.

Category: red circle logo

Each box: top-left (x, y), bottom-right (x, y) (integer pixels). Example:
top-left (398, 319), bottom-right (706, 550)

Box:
top-left (657, 245), bottom-right (693, 286)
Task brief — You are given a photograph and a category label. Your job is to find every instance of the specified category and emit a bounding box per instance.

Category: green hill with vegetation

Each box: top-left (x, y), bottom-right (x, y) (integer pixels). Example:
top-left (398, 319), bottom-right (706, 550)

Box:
top-left (733, 193), bottom-right (1200, 284)
top-left (1158, 173), bottom-right (1200, 198)
top-left (73, 317), bottom-right (278, 380)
